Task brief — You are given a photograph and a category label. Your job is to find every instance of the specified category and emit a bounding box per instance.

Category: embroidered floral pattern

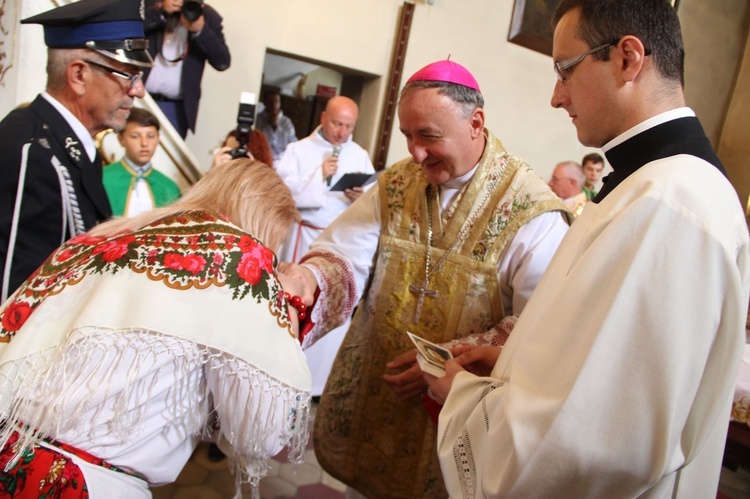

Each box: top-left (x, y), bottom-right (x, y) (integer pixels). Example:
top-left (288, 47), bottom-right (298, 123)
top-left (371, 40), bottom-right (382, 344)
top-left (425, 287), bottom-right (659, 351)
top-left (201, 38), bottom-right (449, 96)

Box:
top-left (0, 211), bottom-right (286, 341)
top-left (0, 432), bottom-right (88, 498)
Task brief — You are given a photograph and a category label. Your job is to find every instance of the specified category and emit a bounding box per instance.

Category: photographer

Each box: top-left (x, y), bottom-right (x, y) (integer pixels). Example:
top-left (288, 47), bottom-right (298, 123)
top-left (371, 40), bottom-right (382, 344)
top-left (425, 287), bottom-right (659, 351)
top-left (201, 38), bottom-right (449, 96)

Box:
top-left (144, 0), bottom-right (230, 138)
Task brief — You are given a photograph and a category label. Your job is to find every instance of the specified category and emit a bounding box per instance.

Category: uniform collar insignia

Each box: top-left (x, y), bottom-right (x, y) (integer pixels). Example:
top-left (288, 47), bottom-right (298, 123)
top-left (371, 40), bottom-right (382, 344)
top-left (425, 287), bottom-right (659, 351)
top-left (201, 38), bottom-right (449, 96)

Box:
top-left (64, 136), bottom-right (83, 163)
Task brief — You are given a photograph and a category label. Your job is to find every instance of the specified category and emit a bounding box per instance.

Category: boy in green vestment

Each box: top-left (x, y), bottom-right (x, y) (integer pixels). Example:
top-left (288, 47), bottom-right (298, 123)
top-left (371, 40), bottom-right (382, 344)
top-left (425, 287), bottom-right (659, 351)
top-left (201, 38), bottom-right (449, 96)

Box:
top-left (104, 108), bottom-right (181, 216)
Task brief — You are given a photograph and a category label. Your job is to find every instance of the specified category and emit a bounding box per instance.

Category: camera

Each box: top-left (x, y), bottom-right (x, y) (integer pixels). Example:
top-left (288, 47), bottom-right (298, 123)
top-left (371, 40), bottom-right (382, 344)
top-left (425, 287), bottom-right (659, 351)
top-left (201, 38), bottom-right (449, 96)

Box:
top-left (230, 92), bottom-right (256, 160)
top-left (182, 0), bottom-right (204, 22)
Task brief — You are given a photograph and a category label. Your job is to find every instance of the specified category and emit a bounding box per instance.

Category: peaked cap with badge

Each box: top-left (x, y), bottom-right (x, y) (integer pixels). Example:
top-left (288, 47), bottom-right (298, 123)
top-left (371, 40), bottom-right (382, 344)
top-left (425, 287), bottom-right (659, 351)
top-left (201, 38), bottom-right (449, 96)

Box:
top-left (22, 0), bottom-right (153, 67)
top-left (0, 0), bottom-right (153, 302)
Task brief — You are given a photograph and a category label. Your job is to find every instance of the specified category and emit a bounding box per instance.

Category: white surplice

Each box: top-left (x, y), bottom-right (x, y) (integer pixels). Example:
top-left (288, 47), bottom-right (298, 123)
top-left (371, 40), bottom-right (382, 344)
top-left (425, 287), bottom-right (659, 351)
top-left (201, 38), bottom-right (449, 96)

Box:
top-left (438, 150), bottom-right (750, 497)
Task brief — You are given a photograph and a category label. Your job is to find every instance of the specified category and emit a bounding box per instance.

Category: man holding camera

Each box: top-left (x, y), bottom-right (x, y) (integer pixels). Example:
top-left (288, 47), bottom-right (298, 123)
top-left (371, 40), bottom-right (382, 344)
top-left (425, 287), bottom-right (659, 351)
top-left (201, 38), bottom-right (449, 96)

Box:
top-left (144, 0), bottom-right (230, 138)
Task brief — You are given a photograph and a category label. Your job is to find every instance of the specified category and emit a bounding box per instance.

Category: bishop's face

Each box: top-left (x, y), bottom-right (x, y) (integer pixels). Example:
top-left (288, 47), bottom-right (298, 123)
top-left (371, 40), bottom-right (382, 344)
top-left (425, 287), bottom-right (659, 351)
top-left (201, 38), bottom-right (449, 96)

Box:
top-left (398, 88), bottom-right (485, 185)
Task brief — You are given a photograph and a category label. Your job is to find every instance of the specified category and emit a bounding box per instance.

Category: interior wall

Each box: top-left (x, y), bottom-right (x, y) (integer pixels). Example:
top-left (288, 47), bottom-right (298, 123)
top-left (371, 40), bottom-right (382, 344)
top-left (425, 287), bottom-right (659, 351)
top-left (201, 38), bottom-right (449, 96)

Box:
top-left (719, 31), bottom-right (750, 212)
top-left (681, 0), bottom-right (750, 147)
top-left (3, 0), bottom-right (748, 187)
top-left (190, 0), bottom-right (593, 179)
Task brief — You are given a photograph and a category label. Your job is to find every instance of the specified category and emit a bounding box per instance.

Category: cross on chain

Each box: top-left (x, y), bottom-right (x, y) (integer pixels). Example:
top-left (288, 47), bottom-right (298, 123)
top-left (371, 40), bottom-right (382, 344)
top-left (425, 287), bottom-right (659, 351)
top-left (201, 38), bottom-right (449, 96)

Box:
top-left (409, 282), bottom-right (438, 323)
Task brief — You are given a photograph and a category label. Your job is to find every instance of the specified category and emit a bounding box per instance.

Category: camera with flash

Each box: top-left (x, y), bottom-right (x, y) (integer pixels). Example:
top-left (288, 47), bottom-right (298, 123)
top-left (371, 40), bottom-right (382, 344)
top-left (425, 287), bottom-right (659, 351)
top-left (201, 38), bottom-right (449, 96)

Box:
top-left (230, 92), bottom-right (256, 160)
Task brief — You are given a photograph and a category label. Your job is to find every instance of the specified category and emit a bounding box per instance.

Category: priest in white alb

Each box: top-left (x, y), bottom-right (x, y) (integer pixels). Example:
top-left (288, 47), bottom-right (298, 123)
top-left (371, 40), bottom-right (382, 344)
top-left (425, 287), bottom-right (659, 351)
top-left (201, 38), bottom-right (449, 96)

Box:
top-left (428, 1), bottom-right (750, 497)
top-left (281, 60), bottom-right (569, 498)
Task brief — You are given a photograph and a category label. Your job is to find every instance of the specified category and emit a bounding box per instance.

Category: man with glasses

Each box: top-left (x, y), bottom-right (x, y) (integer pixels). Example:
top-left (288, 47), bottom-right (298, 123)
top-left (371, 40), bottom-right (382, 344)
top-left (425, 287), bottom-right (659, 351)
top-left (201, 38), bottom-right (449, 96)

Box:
top-left (0, 0), bottom-right (153, 302)
top-left (430, 1), bottom-right (750, 497)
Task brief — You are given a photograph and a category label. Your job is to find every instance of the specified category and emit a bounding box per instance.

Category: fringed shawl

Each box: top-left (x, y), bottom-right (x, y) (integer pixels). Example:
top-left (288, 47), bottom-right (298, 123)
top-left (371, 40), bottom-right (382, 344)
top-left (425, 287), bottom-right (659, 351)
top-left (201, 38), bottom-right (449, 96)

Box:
top-left (0, 210), bottom-right (311, 492)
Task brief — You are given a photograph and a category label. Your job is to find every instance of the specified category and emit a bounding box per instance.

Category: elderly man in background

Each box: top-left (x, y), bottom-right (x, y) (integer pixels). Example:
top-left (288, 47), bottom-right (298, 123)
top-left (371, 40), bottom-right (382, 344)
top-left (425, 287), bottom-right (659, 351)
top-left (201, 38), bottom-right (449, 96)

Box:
top-left (0, 0), bottom-right (152, 303)
top-left (548, 160), bottom-right (587, 217)
top-left (431, 1), bottom-right (750, 497)
top-left (282, 60), bottom-right (568, 497)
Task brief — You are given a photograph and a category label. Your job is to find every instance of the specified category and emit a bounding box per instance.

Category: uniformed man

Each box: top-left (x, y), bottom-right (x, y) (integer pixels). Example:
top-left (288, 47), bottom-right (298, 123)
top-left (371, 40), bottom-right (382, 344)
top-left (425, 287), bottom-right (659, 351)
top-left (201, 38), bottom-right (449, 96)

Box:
top-left (0, 0), bottom-right (153, 302)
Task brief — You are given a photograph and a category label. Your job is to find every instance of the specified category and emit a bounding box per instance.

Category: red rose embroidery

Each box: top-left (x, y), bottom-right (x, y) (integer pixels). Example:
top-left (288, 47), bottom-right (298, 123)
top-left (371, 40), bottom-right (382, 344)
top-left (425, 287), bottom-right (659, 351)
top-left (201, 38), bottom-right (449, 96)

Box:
top-left (236, 253), bottom-right (262, 285)
top-left (2, 301), bottom-right (33, 332)
top-left (249, 244), bottom-right (274, 274)
top-left (93, 240), bottom-right (129, 262)
top-left (68, 234), bottom-right (105, 246)
top-left (164, 253), bottom-right (184, 270)
top-left (56, 247), bottom-right (76, 262)
top-left (182, 254), bottom-right (207, 274)
top-left (238, 235), bottom-right (257, 253)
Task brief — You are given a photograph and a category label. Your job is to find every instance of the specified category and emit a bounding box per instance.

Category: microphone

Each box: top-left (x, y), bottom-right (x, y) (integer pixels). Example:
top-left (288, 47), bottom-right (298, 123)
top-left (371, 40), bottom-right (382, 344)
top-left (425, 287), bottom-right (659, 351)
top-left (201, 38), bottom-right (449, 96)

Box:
top-left (327, 144), bottom-right (342, 186)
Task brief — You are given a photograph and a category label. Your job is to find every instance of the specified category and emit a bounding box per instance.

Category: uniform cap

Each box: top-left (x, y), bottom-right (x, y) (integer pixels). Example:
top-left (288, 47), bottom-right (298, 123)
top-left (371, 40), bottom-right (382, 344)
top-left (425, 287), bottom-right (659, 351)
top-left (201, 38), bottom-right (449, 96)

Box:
top-left (21, 0), bottom-right (152, 68)
top-left (406, 59), bottom-right (480, 92)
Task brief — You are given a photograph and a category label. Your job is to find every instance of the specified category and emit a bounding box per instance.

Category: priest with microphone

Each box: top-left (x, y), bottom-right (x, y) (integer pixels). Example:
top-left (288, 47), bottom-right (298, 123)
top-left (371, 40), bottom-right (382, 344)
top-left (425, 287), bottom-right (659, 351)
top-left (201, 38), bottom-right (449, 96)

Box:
top-left (276, 95), bottom-right (375, 397)
top-left (276, 95), bottom-right (374, 263)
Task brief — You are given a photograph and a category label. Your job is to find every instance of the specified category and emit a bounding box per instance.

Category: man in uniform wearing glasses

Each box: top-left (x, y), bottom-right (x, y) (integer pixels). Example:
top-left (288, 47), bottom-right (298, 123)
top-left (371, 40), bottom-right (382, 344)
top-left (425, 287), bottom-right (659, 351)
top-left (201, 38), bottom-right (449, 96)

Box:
top-left (0, 0), bottom-right (153, 302)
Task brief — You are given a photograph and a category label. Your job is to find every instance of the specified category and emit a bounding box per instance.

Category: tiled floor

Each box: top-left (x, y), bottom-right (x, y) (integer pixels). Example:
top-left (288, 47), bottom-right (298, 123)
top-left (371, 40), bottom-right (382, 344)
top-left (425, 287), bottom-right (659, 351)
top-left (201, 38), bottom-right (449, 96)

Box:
top-left (152, 402), bottom-right (750, 498)
top-left (151, 403), bottom-right (352, 499)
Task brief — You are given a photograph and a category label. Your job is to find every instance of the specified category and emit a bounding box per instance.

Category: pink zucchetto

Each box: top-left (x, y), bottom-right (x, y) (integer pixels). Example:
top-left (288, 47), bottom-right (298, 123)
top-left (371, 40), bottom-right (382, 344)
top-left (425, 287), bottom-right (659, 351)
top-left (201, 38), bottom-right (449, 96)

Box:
top-left (406, 59), bottom-right (481, 92)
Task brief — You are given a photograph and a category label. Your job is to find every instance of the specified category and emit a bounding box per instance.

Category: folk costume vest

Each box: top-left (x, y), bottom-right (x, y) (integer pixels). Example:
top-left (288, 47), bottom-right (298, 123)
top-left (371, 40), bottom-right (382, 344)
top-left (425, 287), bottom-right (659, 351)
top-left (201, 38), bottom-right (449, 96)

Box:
top-left (314, 131), bottom-right (565, 498)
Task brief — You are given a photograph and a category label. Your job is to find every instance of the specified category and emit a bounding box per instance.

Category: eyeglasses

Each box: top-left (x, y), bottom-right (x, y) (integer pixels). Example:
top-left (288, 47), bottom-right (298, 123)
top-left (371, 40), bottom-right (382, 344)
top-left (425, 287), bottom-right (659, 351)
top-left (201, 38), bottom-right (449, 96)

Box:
top-left (553, 43), bottom-right (614, 83)
top-left (83, 59), bottom-right (144, 88)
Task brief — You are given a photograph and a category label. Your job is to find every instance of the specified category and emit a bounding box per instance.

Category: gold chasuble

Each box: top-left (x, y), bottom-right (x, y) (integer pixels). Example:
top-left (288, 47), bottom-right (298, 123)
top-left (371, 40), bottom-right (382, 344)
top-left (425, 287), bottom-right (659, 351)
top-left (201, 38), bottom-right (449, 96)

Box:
top-left (314, 131), bottom-right (565, 498)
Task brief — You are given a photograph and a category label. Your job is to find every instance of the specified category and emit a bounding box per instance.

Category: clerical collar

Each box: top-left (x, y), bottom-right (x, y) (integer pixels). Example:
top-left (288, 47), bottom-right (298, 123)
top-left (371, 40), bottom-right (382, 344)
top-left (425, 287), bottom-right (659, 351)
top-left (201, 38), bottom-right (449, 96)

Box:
top-left (596, 109), bottom-right (725, 203)
top-left (41, 91), bottom-right (97, 162)
top-left (602, 107), bottom-right (694, 153)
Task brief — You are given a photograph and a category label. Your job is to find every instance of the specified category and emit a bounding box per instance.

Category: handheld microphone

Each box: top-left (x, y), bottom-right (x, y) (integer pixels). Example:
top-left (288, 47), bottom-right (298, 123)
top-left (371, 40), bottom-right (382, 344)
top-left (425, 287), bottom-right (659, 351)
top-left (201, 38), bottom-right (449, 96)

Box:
top-left (327, 145), bottom-right (342, 186)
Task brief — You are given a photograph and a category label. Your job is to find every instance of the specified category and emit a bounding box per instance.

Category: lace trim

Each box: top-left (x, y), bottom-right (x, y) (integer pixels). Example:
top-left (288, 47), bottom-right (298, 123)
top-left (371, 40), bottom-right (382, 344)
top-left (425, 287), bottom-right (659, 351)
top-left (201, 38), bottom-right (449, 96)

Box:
top-left (0, 327), bottom-right (310, 491)
top-left (300, 250), bottom-right (358, 348)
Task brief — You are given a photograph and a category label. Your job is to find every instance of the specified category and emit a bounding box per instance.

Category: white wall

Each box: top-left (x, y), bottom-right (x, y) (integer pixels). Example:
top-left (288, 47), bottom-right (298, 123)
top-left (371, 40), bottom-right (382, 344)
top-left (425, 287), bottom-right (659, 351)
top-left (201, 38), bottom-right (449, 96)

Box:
top-left (4, 0), bottom-right (745, 185)
top-left (186, 0), bottom-right (594, 181)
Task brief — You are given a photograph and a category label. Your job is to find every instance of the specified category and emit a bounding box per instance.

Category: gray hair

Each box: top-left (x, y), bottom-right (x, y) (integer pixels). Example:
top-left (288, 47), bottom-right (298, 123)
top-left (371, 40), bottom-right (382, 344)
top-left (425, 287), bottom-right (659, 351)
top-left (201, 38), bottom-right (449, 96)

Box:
top-left (557, 161), bottom-right (585, 188)
top-left (399, 80), bottom-right (484, 118)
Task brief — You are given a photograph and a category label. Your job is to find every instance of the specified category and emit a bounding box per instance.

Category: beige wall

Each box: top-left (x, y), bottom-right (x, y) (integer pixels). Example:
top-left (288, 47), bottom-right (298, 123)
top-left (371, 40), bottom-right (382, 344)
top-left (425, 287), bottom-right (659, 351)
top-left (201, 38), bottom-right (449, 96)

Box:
top-left (186, 0), bottom-right (593, 179)
top-left (681, 0), bottom-right (750, 146)
top-left (4, 0), bottom-right (748, 187)
top-left (719, 31), bottom-right (750, 212)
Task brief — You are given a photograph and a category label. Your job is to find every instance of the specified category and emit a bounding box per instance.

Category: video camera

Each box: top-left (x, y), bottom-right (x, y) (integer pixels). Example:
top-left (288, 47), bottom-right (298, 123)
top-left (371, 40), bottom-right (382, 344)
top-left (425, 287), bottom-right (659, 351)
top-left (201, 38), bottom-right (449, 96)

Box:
top-left (182, 0), bottom-right (204, 22)
top-left (230, 92), bottom-right (256, 160)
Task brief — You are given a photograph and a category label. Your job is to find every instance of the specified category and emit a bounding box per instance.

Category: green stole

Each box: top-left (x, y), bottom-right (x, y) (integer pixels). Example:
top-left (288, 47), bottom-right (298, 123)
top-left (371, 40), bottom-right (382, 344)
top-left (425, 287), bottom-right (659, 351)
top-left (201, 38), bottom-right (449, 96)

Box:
top-left (103, 160), bottom-right (181, 216)
top-left (314, 131), bottom-right (566, 498)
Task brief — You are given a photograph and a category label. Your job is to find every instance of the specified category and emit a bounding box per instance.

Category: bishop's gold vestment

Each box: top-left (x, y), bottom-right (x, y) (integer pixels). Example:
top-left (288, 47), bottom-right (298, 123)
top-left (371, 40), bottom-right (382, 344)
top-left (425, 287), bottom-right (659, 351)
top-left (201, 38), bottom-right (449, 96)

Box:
top-left (313, 132), bottom-right (566, 498)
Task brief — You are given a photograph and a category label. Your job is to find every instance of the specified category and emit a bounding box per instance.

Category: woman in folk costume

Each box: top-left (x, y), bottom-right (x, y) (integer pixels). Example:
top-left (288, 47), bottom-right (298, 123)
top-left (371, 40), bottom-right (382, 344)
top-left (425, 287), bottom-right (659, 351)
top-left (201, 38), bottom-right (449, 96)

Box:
top-left (0, 159), bottom-right (312, 498)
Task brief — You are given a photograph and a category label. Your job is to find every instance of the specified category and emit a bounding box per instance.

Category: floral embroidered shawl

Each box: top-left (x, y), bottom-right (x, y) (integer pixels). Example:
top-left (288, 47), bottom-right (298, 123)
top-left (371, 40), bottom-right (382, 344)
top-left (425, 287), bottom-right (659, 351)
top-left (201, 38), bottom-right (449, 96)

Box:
top-left (0, 210), bottom-right (311, 489)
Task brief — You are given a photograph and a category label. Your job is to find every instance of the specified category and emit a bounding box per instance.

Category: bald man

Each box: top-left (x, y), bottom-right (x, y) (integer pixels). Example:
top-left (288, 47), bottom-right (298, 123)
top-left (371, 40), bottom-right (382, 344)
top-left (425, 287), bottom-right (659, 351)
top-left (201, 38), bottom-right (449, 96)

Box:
top-left (276, 96), bottom-right (375, 263)
top-left (276, 95), bottom-right (375, 397)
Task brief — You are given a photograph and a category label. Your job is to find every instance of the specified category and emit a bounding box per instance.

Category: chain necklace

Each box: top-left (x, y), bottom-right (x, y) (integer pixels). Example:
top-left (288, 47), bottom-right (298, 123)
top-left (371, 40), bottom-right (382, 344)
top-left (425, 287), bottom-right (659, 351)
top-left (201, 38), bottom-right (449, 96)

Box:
top-left (409, 154), bottom-right (508, 323)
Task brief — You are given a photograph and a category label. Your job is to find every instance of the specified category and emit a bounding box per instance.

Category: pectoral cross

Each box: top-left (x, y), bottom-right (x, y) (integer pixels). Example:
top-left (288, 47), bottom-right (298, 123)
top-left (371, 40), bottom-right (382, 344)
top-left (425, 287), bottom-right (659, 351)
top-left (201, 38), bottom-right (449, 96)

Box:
top-left (409, 281), bottom-right (438, 323)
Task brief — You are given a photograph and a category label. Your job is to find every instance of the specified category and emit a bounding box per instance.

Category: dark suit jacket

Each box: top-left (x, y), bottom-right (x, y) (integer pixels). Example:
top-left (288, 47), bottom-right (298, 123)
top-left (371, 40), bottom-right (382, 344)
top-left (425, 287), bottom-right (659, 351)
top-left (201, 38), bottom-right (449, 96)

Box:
top-left (144, 1), bottom-right (231, 133)
top-left (0, 95), bottom-right (112, 300)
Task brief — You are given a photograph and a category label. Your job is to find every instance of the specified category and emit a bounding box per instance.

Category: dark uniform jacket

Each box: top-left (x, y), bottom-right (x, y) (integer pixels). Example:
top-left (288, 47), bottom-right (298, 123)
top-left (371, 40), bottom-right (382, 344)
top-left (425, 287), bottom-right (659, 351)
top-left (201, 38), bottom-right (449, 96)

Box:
top-left (144, 1), bottom-right (231, 133)
top-left (0, 95), bottom-right (111, 301)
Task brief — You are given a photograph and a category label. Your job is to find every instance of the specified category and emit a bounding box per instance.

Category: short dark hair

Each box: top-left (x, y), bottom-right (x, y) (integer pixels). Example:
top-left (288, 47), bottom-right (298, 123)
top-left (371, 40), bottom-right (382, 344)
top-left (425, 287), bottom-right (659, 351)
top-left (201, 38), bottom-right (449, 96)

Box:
top-left (399, 81), bottom-right (484, 118)
top-left (262, 90), bottom-right (281, 102)
top-left (582, 152), bottom-right (604, 166)
top-left (552, 0), bottom-right (684, 86)
top-left (125, 108), bottom-right (160, 131)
